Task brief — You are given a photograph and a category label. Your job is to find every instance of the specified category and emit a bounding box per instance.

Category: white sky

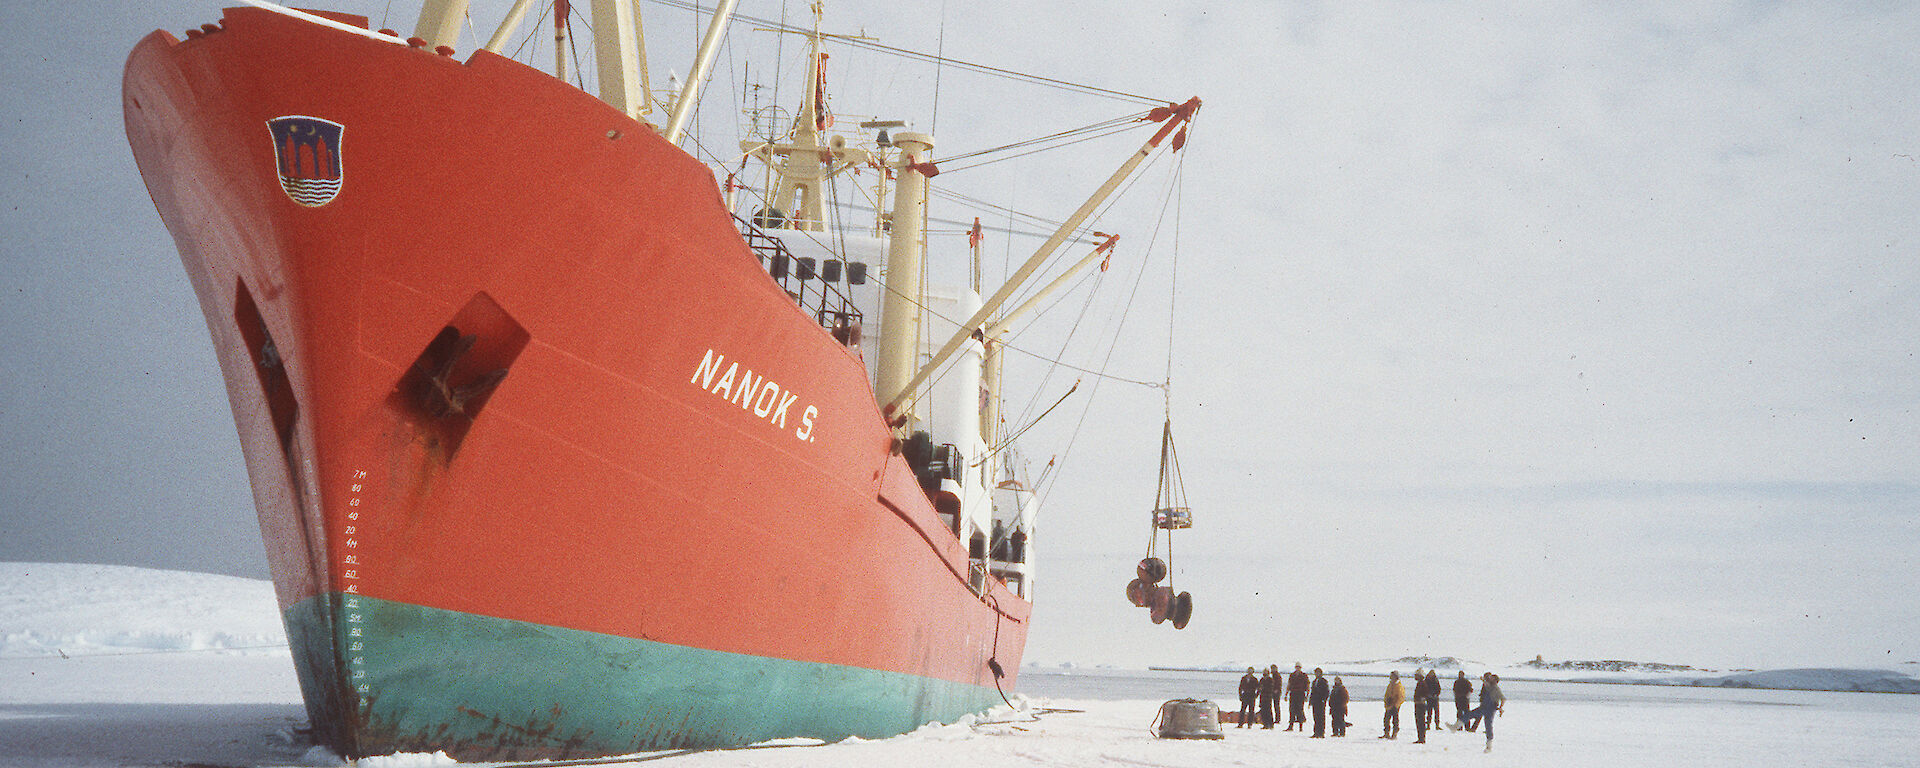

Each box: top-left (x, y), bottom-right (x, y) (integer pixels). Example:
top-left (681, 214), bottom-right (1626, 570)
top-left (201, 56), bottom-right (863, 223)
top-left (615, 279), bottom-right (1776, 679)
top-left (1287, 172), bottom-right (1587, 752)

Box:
top-left (1, 0), bottom-right (1915, 670)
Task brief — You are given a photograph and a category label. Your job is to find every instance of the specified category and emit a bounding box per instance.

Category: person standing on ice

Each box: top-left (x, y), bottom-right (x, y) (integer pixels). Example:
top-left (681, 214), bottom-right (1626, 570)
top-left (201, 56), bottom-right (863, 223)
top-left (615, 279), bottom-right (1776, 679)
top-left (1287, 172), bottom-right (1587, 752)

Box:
top-left (1309, 668), bottom-right (1330, 737)
top-left (1380, 670), bottom-right (1405, 739)
top-left (1258, 665), bottom-right (1280, 728)
top-left (1412, 668), bottom-right (1432, 743)
top-left (1286, 662), bottom-right (1310, 731)
top-left (1429, 670), bottom-right (1446, 730)
top-left (1329, 676), bottom-right (1350, 737)
top-left (1237, 667), bottom-right (1259, 727)
top-left (1453, 670), bottom-right (1475, 731)
top-left (1452, 672), bottom-right (1505, 752)
top-left (1410, 668), bottom-right (1429, 742)
top-left (1421, 669), bottom-right (1444, 737)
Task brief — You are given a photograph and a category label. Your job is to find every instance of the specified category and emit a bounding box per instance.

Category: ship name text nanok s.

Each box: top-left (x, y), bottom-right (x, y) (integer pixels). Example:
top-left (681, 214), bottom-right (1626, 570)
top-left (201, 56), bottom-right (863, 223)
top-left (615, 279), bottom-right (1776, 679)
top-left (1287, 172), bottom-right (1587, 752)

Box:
top-left (691, 348), bottom-right (817, 442)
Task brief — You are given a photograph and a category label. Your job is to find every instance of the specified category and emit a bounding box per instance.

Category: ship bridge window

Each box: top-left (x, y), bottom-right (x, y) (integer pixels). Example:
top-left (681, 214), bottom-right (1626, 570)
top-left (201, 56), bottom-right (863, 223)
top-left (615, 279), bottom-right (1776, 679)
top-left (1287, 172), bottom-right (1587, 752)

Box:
top-left (797, 257), bottom-right (817, 280)
top-left (768, 253), bottom-right (790, 279)
top-left (822, 259), bottom-right (842, 282)
top-left (847, 262), bottom-right (868, 285)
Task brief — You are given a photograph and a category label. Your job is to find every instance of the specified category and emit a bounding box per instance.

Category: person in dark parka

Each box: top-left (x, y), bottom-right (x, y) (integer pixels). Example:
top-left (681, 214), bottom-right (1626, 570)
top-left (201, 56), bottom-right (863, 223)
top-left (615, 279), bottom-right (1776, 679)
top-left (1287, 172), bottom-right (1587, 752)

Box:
top-left (1309, 668), bottom-right (1330, 737)
top-left (1413, 668), bottom-right (1441, 743)
top-left (1329, 676), bottom-right (1350, 737)
top-left (1258, 665), bottom-right (1280, 728)
top-left (1411, 668), bottom-right (1430, 743)
top-left (1286, 663), bottom-right (1310, 731)
top-left (1424, 669), bottom-right (1444, 731)
top-left (1236, 667), bottom-right (1258, 728)
top-left (1453, 670), bottom-right (1476, 731)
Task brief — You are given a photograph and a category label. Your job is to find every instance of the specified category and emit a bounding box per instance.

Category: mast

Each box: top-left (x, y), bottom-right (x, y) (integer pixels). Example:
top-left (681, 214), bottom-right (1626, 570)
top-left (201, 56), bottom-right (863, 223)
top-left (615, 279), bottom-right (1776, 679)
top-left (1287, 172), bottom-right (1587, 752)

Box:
top-left (873, 132), bottom-right (935, 424)
top-left (980, 338), bottom-right (1002, 446)
top-left (413, 0), bottom-right (468, 49)
top-left (738, 3), bottom-right (834, 230)
top-left (734, 5), bottom-right (885, 233)
top-left (477, 1), bottom-right (659, 123)
top-left (553, 0), bottom-right (570, 83)
top-left (861, 122), bottom-right (907, 235)
top-left (589, 0), bottom-right (646, 119)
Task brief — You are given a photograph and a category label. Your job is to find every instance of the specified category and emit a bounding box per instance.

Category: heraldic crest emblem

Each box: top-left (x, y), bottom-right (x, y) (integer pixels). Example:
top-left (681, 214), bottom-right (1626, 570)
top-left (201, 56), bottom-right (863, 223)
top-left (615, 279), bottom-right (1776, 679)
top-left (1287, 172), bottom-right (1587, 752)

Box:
top-left (267, 116), bottom-right (344, 207)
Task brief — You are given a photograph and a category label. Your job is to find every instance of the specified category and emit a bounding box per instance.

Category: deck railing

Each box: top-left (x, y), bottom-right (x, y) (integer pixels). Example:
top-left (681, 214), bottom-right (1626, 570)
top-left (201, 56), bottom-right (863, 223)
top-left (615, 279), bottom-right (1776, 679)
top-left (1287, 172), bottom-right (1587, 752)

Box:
top-left (735, 216), bottom-right (863, 345)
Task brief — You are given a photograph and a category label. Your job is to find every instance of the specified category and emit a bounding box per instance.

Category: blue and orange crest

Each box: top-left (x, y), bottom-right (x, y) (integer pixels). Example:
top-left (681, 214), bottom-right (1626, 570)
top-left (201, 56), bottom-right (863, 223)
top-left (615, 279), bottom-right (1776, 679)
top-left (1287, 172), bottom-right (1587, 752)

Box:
top-left (266, 116), bottom-right (345, 207)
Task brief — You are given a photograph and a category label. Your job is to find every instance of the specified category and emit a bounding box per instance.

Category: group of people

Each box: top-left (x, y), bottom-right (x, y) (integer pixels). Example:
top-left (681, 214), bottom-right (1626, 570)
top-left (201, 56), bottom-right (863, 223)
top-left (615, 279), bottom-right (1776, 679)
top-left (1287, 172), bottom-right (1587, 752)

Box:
top-left (1237, 664), bottom-right (1506, 752)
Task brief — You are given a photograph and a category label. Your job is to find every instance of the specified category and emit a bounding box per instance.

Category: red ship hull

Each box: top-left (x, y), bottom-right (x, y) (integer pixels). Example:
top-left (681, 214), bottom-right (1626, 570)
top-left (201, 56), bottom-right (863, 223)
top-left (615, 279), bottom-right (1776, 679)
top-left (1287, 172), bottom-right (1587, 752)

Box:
top-left (124, 7), bottom-right (1027, 760)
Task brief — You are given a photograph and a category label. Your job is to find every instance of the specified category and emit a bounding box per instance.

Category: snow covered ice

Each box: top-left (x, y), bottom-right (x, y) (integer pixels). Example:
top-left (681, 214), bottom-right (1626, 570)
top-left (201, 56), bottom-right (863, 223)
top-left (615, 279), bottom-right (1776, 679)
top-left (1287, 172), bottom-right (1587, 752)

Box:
top-left (3, 564), bottom-right (1916, 767)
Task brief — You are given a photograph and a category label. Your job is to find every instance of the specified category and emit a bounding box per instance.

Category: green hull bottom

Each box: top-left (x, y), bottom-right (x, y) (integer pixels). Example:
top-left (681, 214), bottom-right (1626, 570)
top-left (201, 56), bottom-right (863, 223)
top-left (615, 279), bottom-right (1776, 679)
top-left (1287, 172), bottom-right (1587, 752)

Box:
top-left (281, 595), bottom-right (1002, 760)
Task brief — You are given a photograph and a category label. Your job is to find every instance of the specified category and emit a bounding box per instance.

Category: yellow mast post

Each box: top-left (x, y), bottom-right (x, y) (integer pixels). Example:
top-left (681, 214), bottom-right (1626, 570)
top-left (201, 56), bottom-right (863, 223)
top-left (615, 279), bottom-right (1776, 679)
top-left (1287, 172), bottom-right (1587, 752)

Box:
top-left (873, 132), bottom-right (935, 423)
top-left (413, 0), bottom-right (468, 49)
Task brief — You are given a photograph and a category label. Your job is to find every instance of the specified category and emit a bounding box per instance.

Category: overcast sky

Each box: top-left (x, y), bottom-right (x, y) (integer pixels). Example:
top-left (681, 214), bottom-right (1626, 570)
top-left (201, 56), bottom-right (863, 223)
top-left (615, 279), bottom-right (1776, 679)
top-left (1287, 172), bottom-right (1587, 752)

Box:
top-left (2, 0), bottom-right (1915, 671)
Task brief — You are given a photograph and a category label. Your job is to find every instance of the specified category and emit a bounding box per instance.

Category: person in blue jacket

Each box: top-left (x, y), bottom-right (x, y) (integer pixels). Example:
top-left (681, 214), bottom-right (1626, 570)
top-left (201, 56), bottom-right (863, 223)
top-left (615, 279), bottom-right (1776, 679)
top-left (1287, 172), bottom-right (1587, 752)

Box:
top-left (1452, 672), bottom-right (1505, 752)
top-left (1453, 670), bottom-right (1475, 731)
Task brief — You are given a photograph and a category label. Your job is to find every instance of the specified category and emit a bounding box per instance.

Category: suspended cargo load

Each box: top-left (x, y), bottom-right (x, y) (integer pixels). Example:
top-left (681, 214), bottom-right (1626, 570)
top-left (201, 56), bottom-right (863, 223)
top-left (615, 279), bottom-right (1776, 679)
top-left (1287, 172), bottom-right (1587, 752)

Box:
top-left (1126, 421), bottom-right (1199, 629)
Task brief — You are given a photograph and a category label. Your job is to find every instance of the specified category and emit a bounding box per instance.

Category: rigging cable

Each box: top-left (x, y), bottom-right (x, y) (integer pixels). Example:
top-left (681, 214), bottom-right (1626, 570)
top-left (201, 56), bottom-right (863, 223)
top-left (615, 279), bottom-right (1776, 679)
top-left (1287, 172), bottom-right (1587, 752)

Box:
top-left (505, 3), bottom-right (549, 61)
top-left (1145, 127), bottom-right (1192, 612)
top-left (773, 0), bottom-right (788, 127)
top-left (936, 120), bottom-right (1152, 175)
top-left (1000, 248), bottom-right (1107, 435)
top-left (634, 0), bottom-right (1170, 106)
top-left (931, 0), bottom-right (947, 135)
top-left (1164, 122), bottom-right (1192, 400)
top-left (566, 3), bottom-right (588, 91)
top-left (929, 188), bottom-right (1082, 244)
top-left (995, 144), bottom-right (1176, 434)
top-left (1027, 145), bottom-right (1185, 514)
top-left (983, 378), bottom-right (1078, 469)
top-left (934, 112), bottom-right (1148, 167)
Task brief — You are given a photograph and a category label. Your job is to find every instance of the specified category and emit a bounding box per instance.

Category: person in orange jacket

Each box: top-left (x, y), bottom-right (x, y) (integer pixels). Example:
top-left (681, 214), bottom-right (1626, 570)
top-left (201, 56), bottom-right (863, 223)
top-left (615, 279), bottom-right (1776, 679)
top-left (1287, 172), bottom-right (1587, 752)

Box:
top-left (1380, 670), bottom-right (1405, 739)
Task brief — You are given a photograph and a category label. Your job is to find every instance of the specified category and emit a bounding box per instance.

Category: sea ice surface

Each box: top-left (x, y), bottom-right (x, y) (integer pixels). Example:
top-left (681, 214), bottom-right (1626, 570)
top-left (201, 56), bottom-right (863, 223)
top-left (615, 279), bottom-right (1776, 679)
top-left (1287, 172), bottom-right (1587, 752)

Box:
top-left (1, 563), bottom-right (1913, 767)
